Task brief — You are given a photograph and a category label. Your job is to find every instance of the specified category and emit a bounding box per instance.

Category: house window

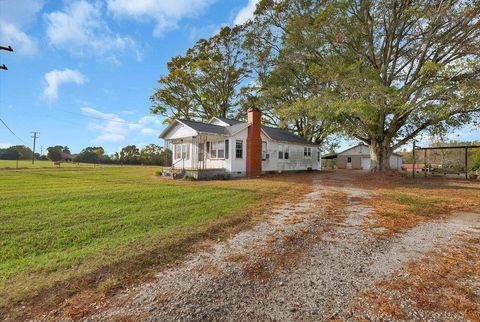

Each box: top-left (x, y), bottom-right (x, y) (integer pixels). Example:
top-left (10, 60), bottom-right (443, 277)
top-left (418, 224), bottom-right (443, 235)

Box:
top-left (210, 141), bottom-right (225, 159)
top-left (347, 156), bottom-right (352, 163)
top-left (225, 140), bottom-right (229, 159)
top-left (175, 143), bottom-right (190, 160)
top-left (278, 145), bottom-right (289, 159)
top-left (262, 141), bottom-right (268, 160)
top-left (236, 140), bottom-right (243, 158)
top-left (304, 147), bottom-right (312, 157)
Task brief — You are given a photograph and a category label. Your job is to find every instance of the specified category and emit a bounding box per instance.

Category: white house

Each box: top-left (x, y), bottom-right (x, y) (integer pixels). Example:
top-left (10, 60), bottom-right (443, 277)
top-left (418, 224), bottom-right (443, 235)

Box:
top-left (334, 143), bottom-right (403, 170)
top-left (159, 108), bottom-right (321, 179)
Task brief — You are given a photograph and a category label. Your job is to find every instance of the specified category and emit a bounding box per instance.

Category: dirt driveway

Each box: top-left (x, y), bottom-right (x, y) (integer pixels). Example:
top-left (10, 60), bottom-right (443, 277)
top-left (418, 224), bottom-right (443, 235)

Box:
top-left (81, 171), bottom-right (479, 321)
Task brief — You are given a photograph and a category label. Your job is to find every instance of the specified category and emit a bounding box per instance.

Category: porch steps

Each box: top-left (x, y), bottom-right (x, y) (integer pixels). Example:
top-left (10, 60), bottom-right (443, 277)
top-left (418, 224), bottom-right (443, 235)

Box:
top-left (163, 167), bottom-right (185, 179)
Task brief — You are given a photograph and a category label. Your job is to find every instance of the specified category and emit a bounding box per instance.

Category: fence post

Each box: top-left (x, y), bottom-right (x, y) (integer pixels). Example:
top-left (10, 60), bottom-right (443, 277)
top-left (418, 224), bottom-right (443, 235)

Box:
top-left (412, 141), bottom-right (416, 178)
top-left (465, 147), bottom-right (468, 180)
top-left (424, 149), bottom-right (427, 177)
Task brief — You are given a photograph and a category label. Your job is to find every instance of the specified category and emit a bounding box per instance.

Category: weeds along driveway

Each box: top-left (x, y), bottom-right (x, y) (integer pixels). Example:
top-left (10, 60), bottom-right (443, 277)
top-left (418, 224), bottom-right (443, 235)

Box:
top-left (73, 172), bottom-right (479, 321)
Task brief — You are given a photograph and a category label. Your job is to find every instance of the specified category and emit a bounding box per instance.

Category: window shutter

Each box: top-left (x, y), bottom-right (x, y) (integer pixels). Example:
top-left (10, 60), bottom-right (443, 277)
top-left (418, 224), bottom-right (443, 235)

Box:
top-left (206, 142), bottom-right (210, 158)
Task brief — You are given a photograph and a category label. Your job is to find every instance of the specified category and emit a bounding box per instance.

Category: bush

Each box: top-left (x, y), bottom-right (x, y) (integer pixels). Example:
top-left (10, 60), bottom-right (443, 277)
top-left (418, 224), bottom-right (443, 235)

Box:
top-left (183, 175), bottom-right (195, 181)
top-left (155, 170), bottom-right (163, 176)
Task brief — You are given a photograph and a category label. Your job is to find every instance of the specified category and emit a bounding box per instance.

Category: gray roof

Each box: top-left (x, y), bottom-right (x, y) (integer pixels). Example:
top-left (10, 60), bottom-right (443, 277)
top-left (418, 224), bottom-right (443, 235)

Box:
top-left (170, 117), bottom-right (317, 146)
top-left (178, 119), bottom-right (227, 135)
top-left (214, 117), bottom-right (243, 125)
top-left (262, 126), bottom-right (315, 145)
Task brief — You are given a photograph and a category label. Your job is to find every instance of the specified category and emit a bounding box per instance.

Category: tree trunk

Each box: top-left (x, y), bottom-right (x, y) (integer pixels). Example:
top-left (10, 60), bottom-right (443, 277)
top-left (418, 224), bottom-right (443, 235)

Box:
top-left (369, 140), bottom-right (392, 171)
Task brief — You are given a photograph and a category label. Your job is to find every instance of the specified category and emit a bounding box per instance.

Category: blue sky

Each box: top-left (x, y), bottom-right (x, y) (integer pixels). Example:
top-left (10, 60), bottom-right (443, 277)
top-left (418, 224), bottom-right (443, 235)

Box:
top-left (0, 0), bottom-right (258, 154)
top-left (0, 0), bottom-right (478, 155)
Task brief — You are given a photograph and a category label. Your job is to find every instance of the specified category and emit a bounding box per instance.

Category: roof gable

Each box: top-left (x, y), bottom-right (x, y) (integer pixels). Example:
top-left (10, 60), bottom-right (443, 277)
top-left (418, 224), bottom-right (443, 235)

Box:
top-left (210, 117), bottom-right (244, 126)
top-left (159, 120), bottom-right (198, 139)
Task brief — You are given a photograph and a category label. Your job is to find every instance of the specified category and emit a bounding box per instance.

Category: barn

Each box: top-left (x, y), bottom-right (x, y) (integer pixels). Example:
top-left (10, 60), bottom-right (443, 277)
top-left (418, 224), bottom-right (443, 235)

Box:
top-left (334, 143), bottom-right (403, 171)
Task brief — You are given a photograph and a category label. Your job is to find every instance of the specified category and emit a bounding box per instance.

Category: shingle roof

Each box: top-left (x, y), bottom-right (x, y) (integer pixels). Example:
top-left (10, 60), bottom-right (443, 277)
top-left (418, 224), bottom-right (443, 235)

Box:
top-left (170, 118), bottom-right (317, 145)
top-left (214, 117), bottom-right (243, 125)
top-left (261, 126), bottom-right (315, 145)
top-left (178, 119), bottom-right (227, 135)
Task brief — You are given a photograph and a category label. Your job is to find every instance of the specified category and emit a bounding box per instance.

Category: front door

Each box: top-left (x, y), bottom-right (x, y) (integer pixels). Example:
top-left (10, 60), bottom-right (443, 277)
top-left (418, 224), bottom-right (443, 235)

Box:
top-left (346, 156), bottom-right (352, 169)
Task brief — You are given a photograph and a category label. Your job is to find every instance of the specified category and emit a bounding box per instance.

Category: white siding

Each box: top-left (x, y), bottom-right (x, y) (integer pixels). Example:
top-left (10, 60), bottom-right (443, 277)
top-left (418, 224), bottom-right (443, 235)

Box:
top-left (163, 123), bottom-right (197, 140)
top-left (339, 144), bottom-right (403, 171)
top-left (165, 122), bottom-right (321, 175)
top-left (261, 133), bottom-right (320, 172)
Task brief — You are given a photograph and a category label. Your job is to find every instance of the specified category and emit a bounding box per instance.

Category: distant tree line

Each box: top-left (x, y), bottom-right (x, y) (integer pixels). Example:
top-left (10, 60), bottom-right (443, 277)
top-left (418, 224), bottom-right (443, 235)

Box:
top-left (0, 145), bottom-right (34, 160)
top-left (0, 144), bottom-right (172, 166)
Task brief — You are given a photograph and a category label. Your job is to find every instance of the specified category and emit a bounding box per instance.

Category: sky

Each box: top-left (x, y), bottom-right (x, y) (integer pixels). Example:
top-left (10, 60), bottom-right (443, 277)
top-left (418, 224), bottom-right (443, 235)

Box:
top-left (0, 0), bottom-right (478, 155)
top-left (0, 0), bottom-right (259, 154)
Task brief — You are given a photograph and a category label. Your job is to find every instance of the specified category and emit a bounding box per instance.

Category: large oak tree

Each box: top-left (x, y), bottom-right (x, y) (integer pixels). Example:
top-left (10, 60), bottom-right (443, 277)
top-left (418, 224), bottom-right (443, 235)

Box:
top-left (251, 0), bottom-right (480, 170)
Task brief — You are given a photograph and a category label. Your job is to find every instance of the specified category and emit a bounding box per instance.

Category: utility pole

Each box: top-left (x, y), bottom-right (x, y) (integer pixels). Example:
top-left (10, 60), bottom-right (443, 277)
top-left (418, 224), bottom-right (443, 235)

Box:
top-left (31, 132), bottom-right (39, 164)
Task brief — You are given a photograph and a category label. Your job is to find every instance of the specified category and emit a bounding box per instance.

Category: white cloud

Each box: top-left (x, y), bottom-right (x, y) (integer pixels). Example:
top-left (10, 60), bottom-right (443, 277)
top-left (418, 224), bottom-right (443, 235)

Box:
top-left (107, 0), bottom-right (216, 36)
top-left (234, 0), bottom-right (259, 26)
top-left (43, 69), bottom-right (86, 101)
top-left (0, 0), bottom-right (44, 26)
top-left (140, 128), bottom-right (158, 135)
top-left (81, 107), bottom-right (162, 143)
top-left (0, 143), bottom-right (13, 149)
top-left (45, 1), bottom-right (135, 61)
top-left (0, 22), bottom-right (38, 56)
top-left (0, 0), bottom-right (43, 56)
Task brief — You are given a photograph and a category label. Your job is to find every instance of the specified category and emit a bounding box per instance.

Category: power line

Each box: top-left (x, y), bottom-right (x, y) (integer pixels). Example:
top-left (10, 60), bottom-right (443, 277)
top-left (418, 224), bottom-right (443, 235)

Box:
top-left (0, 117), bottom-right (26, 144)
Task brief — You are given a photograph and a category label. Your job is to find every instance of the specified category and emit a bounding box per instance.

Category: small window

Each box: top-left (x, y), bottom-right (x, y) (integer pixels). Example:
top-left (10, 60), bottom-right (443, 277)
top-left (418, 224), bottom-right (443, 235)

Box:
top-left (210, 141), bottom-right (225, 159)
top-left (175, 143), bottom-right (190, 160)
top-left (304, 147), bottom-right (312, 157)
top-left (236, 140), bottom-right (243, 158)
top-left (347, 156), bottom-right (352, 163)
top-left (284, 146), bottom-right (289, 160)
top-left (225, 140), bottom-right (229, 159)
top-left (175, 145), bottom-right (181, 160)
top-left (262, 141), bottom-right (268, 160)
top-left (278, 144), bottom-right (284, 159)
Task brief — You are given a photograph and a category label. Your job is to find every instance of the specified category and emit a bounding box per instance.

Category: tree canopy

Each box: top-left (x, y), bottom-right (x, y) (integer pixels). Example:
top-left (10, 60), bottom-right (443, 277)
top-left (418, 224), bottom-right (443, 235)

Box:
top-left (150, 0), bottom-right (480, 171)
top-left (151, 26), bottom-right (250, 123)
top-left (250, 0), bottom-right (480, 170)
top-left (0, 145), bottom-right (33, 160)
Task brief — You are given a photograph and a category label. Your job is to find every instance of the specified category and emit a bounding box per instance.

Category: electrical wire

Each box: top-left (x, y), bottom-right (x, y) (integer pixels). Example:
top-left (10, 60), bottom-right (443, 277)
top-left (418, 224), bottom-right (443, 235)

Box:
top-left (0, 117), bottom-right (27, 144)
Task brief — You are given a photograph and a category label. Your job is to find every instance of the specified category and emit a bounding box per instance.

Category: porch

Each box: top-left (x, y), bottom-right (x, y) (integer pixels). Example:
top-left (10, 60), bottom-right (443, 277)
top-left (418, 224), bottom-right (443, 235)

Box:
top-left (162, 167), bottom-right (227, 180)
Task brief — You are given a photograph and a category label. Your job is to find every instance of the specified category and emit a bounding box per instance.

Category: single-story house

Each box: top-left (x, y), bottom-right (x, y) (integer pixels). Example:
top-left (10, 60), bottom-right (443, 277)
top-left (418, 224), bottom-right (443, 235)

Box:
top-left (327, 143), bottom-right (403, 171)
top-left (159, 108), bottom-right (321, 179)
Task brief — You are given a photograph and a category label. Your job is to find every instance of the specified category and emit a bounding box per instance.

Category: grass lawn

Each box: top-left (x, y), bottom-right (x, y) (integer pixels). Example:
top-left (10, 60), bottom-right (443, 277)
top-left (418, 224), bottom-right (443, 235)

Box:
top-left (0, 160), bottom-right (108, 169)
top-left (0, 166), bottom-right (310, 317)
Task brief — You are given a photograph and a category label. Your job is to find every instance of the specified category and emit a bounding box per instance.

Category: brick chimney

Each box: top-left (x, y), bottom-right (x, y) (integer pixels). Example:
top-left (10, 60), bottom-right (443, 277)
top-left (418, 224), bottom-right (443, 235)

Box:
top-left (246, 107), bottom-right (262, 177)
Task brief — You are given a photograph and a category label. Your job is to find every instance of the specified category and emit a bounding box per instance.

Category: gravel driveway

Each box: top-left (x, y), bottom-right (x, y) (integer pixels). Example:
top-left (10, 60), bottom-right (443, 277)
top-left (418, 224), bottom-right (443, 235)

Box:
top-left (81, 173), bottom-right (479, 322)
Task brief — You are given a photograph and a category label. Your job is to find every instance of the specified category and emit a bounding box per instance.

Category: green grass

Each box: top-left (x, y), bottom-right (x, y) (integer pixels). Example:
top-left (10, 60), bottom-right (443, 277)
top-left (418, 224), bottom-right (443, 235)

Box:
top-left (0, 166), bottom-right (259, 310)
top-left (386, 193), bottom-right (439, 217)
top-left (0, 160), bottom-right (105, 169)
